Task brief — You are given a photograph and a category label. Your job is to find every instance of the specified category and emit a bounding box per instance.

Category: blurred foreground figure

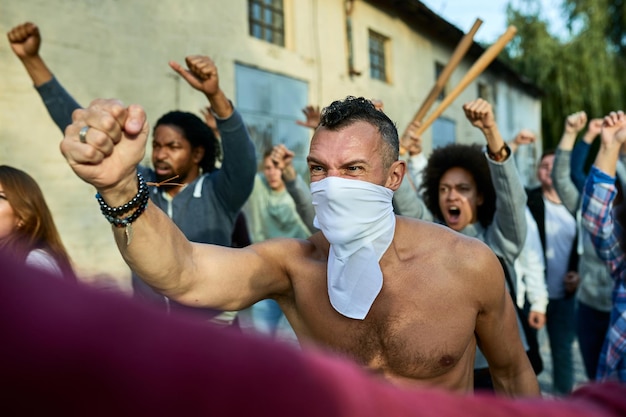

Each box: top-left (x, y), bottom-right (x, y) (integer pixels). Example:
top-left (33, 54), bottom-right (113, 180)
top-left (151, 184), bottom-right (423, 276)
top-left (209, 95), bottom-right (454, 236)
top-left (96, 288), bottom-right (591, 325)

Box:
top-left (0, 252), bottom-right (625, 416)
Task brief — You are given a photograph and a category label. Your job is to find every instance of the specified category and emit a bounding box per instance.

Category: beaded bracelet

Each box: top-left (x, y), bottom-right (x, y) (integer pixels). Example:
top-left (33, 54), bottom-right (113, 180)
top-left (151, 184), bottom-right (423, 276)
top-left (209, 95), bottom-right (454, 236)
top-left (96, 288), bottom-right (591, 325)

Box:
top-left (102, 198), bottom-right (149, 228)
top-left (95, 173), bottom-right (149, 217)
top-left (95, 172), bottom-right (150, 245)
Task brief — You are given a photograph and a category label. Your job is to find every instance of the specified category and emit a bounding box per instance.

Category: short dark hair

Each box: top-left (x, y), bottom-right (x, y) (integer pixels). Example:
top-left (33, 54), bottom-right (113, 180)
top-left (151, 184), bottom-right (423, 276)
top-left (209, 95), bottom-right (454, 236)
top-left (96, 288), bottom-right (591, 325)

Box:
top-left (319, 96), bottom-right (399, 168)
top-left (540, 149), bottom-right (555, 162)
top-left (154, 111), bottom-right (221, 173)
top-left (421, 143), bottom-right (496, 228)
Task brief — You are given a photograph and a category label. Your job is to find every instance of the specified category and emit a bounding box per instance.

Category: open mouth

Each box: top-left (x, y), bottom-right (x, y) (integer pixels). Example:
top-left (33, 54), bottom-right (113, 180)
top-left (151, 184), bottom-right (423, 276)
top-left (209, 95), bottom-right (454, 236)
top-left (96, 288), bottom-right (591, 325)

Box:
top-left (447, 206), bottom-right (461, 222)
top-left (154, 164), bottom-right (172, 175)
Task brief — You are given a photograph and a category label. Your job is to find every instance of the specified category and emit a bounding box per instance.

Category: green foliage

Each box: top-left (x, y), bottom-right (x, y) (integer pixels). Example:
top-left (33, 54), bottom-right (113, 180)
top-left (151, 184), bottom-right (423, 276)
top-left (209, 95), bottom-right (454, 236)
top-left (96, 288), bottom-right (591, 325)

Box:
top-left (501, 0), bottom-right (626, 150)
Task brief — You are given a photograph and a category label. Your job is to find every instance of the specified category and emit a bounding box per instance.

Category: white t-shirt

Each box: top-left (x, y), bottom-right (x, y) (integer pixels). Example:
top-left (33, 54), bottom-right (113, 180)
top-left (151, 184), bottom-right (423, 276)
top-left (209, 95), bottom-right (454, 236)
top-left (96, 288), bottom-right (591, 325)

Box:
top-left (514, 207), bottom-right (548, 313)
top-left (544, 199), bottom-right (577, 299)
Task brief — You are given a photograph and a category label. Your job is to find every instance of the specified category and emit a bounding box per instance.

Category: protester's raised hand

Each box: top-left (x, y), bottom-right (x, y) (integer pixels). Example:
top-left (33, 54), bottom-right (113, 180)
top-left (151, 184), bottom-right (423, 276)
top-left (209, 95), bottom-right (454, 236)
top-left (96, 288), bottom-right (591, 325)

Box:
top-left (270, 144), bottom-right (294, 170)
top-left (462, 99), bottom-right (495, 131)
top-left (601, 110), bottom-right (626, 147)
top-left (564, 111), bottom-right (587, 135)
top-left (60, 99), bottom-right (148, 195)
top-left (7, 21), bottom-right (41, 59)
top-left (370, 99), bottom-right (384, 111)
top-left (401, 121), bottom-right (423, 156)
top-left (271, 144), bottom-right (297, 181)
top-left (296, 105), bottom-right (321, 129)
top-left (169, 55), bottom-right (220, 97)
top-left (512, 129), bottom-right (536, 146)
top-left (583, 118), bottom-right (604, 143)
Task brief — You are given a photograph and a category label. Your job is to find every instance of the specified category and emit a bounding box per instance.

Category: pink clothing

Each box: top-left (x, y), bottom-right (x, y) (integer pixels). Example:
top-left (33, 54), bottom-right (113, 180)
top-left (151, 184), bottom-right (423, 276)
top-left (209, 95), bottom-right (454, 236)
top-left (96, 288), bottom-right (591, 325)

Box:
top-left (1, 250), bottom-right (625, 416)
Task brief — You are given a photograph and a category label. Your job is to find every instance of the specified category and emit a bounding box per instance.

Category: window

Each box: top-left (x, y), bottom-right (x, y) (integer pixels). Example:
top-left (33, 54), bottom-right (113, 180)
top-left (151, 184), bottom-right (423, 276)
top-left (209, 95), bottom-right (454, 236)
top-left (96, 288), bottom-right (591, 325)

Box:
top-left (432, 117), bottom-right (456, 149)
top-left (248, 0), bottom-right (285, 46)
top-left (435, 62), bottom-right (446, 99)
top-left (369, 30), bottom-right (388, 82)
top-left (478, 82), bottom-right (490, 101)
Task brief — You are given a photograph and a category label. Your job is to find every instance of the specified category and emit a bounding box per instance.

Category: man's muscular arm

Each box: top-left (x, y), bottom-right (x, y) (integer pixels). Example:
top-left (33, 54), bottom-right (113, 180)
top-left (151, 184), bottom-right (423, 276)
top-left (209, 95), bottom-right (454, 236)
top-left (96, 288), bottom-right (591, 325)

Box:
top-left (61, 99), bottom-right (290, 311)
top-left (472, 247), bottom-right (540, 397)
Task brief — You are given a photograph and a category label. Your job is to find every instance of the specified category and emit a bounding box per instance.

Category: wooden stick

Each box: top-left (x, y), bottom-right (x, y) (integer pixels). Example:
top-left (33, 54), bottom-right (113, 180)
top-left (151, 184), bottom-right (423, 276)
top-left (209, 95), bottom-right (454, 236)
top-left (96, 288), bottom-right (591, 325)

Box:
top-left (415, 25), bottom-right (518, 137)
top-left (412, 18), bottom-right (483, 124)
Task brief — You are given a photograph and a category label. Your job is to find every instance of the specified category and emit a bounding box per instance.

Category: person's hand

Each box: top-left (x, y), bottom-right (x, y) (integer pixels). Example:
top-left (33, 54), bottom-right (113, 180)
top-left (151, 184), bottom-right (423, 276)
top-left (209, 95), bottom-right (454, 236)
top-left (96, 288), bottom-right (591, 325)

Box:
top-left (583, 118), bottom-right (604, 144)
top-left (527, 311), bottom-right (546, 330)
top-left (563, 271), bottom-right (580, 296)
top-left (7, 21), bottom-right (41, 60)
top-left (601, 111), bottom-right (626, 147)
top-left (271, 144), bottom-right (296, 181)
top-left (169, 55), bottom-right (220, 97)
top-left (296, 105), bottom-right (321, 129)
top-left (401, 121), bottom-right (422, 156)
top-left (513, 129), bottom-right (536, 146)
top-left (60, 99), bottom-right (148, 199)
top-left (370, 99), bottom-right (384, 111)
top-left (507, 129), bottom-right (536, 154)
top-left (564, 111), bottom-right (587, 135)
top-left (462, 98), bottom-right (496, 131)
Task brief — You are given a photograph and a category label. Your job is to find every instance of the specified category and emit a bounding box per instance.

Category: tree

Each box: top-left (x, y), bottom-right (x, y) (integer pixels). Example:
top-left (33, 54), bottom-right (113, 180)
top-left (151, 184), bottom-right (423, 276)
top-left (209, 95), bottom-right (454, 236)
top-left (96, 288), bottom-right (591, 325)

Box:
top-left (502, 0), bottom-right (626, 150)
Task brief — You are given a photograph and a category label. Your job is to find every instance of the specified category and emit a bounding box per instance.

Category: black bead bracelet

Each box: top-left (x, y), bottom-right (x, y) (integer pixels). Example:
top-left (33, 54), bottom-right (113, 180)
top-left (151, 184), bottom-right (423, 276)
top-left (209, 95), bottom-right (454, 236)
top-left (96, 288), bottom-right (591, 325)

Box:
top-left (95, 173), bottom-right (149, 217)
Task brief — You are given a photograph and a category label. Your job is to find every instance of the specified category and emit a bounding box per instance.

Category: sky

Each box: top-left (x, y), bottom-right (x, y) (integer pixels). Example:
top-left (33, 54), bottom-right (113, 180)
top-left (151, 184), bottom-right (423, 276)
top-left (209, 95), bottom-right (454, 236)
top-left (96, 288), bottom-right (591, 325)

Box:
top-left (420, 0), bottom-right (568, 43)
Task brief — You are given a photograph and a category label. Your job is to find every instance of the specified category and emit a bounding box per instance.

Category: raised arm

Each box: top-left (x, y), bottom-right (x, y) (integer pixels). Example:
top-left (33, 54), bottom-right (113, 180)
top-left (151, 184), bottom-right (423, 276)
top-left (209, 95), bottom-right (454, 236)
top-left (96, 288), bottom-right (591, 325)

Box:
top-left (572, 117), bottom-right (603, 191)
top-left (553, 111), bottom-right (588, 214)
top-left (463, 99), bottom-right (527, 264)
top-left (271, 144), bottom-right (317, 233)
top-left (60, 100), bottom-right (288, 311)
top-left (7, 22), bottom-right (52, 86)
top-left (506, 129), bottom-right (536, 154)
top-left (7, 21), bottom-right (81, 131)
top-left (582, 111), bottom-right (626, 276)
top-left (400, 121), bottom-right (429, 190)
top-left (296, 105), bottom-right (321, 129)
top-left (169, 55), bottom-right (257, 211)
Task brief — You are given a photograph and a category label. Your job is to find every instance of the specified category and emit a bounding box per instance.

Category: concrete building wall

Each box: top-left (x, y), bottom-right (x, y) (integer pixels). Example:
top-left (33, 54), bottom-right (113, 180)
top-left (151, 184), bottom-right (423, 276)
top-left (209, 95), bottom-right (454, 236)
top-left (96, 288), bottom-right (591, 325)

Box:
top-left (0, 0), bottom-right (541, 288)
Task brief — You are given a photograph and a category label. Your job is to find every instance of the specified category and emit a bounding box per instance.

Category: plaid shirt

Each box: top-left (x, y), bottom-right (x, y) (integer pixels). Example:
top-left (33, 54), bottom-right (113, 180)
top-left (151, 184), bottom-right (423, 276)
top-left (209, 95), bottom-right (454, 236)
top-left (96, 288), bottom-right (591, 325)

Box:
top-left (582, 166), bottom-right (626, 382)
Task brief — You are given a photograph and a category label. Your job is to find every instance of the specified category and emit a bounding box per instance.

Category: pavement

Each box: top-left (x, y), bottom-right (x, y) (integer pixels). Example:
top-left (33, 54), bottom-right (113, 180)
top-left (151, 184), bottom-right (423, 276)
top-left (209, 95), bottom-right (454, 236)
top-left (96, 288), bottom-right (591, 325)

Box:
top-left (536, 326), bottom-right (589, 396)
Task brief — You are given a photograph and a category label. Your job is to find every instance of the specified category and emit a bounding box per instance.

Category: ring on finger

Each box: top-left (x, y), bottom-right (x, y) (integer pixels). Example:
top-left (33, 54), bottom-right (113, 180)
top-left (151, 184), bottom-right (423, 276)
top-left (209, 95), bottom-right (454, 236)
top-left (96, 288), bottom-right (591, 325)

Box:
top-left (79, 126), bottom-right (89, 144)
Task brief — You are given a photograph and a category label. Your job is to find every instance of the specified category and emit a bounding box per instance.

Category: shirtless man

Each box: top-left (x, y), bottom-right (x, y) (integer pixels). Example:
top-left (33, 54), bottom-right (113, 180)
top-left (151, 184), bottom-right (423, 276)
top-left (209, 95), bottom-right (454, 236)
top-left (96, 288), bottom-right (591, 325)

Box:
top-left (60, 96), bottom-right (539, 396)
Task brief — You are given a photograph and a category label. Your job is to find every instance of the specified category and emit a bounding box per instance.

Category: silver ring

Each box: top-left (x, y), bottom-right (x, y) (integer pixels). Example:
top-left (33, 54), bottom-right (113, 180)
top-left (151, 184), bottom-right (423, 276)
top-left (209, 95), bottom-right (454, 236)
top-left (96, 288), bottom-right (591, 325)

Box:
top-left (79, 126), bottom-right (89, 144)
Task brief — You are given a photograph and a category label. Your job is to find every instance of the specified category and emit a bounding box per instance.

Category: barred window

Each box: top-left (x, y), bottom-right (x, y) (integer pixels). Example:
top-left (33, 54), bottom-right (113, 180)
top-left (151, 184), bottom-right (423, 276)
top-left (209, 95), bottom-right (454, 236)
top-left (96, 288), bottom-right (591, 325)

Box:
top-left (369, 30), bottom-right (388, 82)
top-left (249, 0), bottom-right (285, 46)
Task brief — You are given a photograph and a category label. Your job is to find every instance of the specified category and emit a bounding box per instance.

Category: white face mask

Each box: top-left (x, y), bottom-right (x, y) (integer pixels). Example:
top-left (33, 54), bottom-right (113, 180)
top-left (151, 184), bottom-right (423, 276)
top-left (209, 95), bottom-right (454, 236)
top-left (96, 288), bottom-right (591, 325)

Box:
top-left (310, 176), bottom-right (396, 319)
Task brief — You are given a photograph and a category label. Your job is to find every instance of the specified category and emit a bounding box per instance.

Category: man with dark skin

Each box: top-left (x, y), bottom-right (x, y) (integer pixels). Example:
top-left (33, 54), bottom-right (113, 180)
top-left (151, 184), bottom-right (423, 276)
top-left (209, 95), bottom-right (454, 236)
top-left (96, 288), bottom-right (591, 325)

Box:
top-left (60, 96), bottom-right (539, 396)
top-left (7, 22), bottom-right (256, 322)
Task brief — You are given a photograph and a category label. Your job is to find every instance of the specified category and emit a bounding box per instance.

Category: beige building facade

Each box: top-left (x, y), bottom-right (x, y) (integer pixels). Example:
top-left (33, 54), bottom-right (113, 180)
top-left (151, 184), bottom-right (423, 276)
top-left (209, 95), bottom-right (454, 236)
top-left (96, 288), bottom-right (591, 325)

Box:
top-left (0, 0), bottom-right (542, 289)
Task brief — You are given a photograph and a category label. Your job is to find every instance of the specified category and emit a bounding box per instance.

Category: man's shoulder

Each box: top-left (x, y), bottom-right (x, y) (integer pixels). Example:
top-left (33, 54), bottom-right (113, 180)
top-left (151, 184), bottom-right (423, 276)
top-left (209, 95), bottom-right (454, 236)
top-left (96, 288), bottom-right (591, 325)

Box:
top-left (396, 216), bottom-right (490, 256)
top-left (393, 218), bottom-right (498, 293)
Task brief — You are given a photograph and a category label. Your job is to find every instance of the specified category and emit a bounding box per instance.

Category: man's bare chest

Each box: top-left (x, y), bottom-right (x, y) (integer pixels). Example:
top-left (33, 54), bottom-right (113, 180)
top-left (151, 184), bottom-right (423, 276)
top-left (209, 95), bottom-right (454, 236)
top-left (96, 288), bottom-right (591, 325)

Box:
top-left (288, 278), bottom-right (477, 381)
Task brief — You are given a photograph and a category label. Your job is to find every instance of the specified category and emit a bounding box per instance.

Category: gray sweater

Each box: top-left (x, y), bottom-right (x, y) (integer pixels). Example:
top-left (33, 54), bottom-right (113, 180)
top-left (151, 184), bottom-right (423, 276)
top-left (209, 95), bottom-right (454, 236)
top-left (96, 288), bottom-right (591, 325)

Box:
top-left (552, 149), bottom-right (613, 312)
